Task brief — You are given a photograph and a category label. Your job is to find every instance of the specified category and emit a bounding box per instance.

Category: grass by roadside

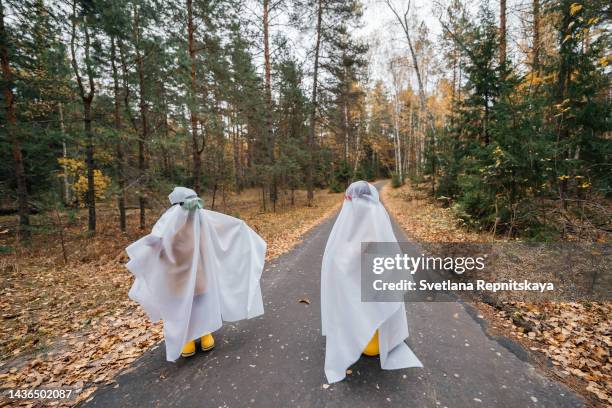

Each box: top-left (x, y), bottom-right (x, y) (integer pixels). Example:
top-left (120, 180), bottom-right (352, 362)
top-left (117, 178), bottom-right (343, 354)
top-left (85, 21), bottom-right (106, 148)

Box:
top-left (0, 188), bottom-right (342, 406)
top-left (382, 181), bottom-right (611, 407)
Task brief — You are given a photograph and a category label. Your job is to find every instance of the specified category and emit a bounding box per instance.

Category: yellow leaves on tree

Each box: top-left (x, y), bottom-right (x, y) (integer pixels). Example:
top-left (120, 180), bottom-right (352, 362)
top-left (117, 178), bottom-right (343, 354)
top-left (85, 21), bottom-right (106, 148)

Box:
top-left (517, 72), bottom-right (556, 93)
top-left (569, 3), bottom-right (582, 16)
top-left (492, 145), bottom-right (505, 168)
top-left (58, 158), bottom-right (111, 203)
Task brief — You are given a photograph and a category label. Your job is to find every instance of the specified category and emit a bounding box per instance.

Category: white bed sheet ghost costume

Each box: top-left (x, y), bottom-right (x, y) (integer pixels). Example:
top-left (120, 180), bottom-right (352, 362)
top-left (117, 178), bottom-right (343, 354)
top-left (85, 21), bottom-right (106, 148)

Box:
top-left (126, 187), bottom-right (266, 362)
top-left (321, 181), bottom-right (423, 383)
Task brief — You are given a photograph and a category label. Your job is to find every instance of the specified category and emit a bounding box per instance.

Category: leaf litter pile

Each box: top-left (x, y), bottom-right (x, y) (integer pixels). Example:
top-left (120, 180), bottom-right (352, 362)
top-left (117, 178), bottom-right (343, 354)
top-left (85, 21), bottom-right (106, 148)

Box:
top-left (0, 188), bottom-right (342, 406)
top-left (382, 182), bottom-right (611, 406)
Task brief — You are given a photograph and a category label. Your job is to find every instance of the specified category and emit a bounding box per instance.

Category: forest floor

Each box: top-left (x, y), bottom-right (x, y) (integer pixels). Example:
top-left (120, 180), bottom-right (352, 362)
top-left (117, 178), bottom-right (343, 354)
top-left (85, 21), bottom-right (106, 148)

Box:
top-left (382, 181), bottom-right (611, 406)
top-left (0, 187), bottom-right (343, 406)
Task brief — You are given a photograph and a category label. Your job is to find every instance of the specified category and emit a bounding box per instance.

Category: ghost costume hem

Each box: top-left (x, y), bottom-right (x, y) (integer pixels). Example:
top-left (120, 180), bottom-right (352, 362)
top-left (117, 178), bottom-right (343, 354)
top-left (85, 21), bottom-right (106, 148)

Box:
top-left (126, 187), bottom-right (266, 362)
top-left (321, 181), bottom-right (423, 383)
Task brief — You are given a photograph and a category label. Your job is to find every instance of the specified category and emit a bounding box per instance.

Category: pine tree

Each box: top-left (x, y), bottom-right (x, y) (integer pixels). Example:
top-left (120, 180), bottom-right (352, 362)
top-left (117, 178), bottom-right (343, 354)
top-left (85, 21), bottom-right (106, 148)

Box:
top-left (0, 0), bottom-right (30, 240)
top-left (69, 0), bottom-right (104, 233)
top-left (275, 56), bottom-right (309, 202)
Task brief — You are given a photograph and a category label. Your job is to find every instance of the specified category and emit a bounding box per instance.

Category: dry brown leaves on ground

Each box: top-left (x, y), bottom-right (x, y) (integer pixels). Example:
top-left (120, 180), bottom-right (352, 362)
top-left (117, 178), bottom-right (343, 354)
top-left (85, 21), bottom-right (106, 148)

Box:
top-left (0, 188), bottom-right (342, 406)
top-left (493, 302), bottom-right (611, 404)
top-left (381, 182), bottom-right (488, 243)
top-left (381, 181), bottom-right (611, 406)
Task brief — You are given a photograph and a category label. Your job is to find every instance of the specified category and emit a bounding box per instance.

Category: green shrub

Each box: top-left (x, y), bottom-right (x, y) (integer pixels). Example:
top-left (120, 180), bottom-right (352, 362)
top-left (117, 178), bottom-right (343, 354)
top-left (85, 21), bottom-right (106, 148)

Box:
top-left (391, 173), bottom-right (402, 188)
top-left (328, 179), bottom-right (343, 193)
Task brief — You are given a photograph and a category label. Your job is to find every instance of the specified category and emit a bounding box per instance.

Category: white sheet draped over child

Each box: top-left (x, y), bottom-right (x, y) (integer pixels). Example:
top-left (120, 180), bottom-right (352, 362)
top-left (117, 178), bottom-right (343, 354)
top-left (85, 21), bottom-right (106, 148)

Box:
top-left (321, 181), bottom-right (422, 383)
top-left (126, 187), bottom-right (266, 362)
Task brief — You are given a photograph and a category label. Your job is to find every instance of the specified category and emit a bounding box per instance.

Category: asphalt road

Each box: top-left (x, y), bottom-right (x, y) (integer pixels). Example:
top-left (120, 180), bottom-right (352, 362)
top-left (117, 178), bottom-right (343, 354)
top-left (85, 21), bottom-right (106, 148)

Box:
top-left (81, 183), bottom-right (584, 408)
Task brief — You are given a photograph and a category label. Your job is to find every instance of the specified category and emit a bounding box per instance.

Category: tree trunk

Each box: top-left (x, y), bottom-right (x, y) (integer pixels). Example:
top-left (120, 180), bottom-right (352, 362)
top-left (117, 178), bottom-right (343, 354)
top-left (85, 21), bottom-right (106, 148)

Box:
top-left (111, 37), bottom-right (126, 232)
top-left (160, 81), bottom-right (172, 179)
top-left (411, 129), bottom-right (416, 177)
top-left (532, 0), bottom-right (540, 70)
top-left (58, 103), bottom-right (71, 205)
top-left (134, 5), bottom-right (148, 230)
top-left (232, 112), bottom-right (242, 192)
top-left (343, 91), bottom-right (349, 162)
top-left (69, 1), bottom-right (96, 232)
top-left (385, 1), bottom-right (427, 113)
top-left (555, 0), bottom-right (573, 207)
top-left (263, 0), bottom-right (277, 209)
top-left (393, 92), bottom-right (403, 180)
top-left (84, 101), bottom-right (96, 232)
top-left (307, 0), bottom-right (323, 205)
top-left (1, 0), bottom-right (30, 240)
top-left (118, 39), bottom-right (138, 131)
top-left (556, 1), bottom-right (572, 114)
top-left (352, 126), bottom-right (362, 179)
top-left (484, 92), bottom-right (490, 144)
top-left (450, 44), bottom-right (457, 128)
top-left (500, 0), bottom-right (507, 65)
top-left (187, 0), bottom-right (204, 195)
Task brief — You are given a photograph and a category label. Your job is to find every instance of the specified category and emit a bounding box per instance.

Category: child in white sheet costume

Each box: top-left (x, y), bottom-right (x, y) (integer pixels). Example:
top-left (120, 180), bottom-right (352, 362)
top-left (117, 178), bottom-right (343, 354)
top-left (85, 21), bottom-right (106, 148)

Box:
top-left (321, 181), bottom-right (422, 383)
top-left (126, 187), bottom-right (266, 361)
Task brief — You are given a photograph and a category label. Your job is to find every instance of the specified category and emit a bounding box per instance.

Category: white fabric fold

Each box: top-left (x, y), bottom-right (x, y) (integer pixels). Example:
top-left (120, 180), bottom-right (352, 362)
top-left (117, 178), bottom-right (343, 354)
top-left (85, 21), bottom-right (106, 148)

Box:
top-left (126, 187), bottom-right (266, 362)
top-left (321, 181), bottom-right (423, 383)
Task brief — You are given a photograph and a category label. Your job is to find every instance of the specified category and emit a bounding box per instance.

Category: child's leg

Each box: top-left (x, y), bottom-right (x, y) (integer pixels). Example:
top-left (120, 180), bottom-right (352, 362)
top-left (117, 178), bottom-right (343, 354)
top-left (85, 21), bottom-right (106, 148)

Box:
top-left (181, 340), bottom-right (196, 357)
top-left (200, 333), bottom-right (215, 351)
top-left (362, 329), bottom-right (379, 356)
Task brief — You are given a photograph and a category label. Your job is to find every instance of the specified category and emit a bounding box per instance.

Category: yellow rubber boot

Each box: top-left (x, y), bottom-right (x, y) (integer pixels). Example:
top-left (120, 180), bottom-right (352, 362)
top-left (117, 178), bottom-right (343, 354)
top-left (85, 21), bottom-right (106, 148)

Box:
top-left (200, 333), bottom-right (215, 351)
top-left (181, 340), bottom-right (196, 357)
top-left (363, 330), bottom-right (380, 356)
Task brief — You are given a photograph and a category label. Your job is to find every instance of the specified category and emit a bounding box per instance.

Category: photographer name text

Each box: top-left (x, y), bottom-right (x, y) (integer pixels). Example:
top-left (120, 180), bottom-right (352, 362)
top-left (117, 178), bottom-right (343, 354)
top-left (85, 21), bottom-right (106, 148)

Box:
top-left (372, 279), bottom-right (554, 293)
